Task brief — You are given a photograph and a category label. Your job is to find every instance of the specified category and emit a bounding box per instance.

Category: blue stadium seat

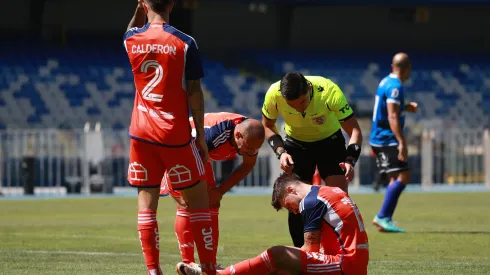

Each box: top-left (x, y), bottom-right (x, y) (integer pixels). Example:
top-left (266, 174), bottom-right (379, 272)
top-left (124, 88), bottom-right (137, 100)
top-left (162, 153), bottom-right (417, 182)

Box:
top-left (0, 47), bottom-right (488, 129)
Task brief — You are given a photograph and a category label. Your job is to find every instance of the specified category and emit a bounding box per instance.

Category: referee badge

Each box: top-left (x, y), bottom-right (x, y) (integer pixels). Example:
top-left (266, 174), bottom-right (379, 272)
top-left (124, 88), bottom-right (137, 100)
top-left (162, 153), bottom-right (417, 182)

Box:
top-left (312, 115), bottom-right (326, 125)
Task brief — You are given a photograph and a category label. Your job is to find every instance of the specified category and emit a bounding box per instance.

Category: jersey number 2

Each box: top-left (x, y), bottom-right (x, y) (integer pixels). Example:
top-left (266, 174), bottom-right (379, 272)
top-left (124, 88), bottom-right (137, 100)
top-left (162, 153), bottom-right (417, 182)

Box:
top-left (141, 60), bottom-right (164, 102)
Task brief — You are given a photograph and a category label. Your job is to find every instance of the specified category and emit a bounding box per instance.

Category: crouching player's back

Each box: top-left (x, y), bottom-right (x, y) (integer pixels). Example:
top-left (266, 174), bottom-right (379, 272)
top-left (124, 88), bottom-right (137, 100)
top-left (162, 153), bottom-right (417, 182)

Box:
top-left (301, 184), bottom-right (369, 274)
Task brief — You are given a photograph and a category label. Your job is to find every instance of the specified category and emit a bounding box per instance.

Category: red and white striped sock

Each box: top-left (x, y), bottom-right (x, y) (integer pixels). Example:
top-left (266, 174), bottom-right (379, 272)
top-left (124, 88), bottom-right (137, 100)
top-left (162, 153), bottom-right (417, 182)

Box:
top-left (137, 210), bottom-right (162, 275)
top-left (189, 209), bottom-right (216, 274)
top-left (175, 209), bottom-right (195, 264)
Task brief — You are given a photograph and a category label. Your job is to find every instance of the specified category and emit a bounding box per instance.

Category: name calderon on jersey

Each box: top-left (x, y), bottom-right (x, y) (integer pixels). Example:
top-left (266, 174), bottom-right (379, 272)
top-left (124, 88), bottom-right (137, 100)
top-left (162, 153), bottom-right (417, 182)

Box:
top-left (131, 44), bottom-right (177, 55)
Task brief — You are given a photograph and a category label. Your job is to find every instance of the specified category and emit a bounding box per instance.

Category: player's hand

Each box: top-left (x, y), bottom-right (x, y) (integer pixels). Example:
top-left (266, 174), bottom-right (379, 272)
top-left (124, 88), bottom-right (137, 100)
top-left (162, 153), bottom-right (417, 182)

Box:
top-left (339, 162), bottom-right (354, 182)
top-left (406, 101), bottom-right (418, 113)
top-left (137, 0), bottom-right (144, 8)
top-left (208, 187), bottom-right (223, 208)
top-left (279, 153), bottom-right (294, 174)
top-left (173, 196), bottom-right (188, 209)
top-left (195, 136), bottom-right (209, 163)
top-left (398, 143), bottom-right (408, 162)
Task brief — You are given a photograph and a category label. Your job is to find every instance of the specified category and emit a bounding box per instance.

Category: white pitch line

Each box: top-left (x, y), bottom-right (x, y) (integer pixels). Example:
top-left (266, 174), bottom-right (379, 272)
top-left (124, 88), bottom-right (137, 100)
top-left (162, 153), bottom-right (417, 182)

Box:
top-left (0, 250), bottom-right (141, 257)
top-left (1, 232), bottom-right (179, 243)
top-left (0, 250), bottom-right (242, 260)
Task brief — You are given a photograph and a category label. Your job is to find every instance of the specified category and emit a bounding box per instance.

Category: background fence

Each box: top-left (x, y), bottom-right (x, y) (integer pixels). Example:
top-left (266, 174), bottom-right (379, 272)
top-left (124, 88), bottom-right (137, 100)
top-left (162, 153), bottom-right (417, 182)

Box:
top-left (1, 126), bottom-right (488, 196)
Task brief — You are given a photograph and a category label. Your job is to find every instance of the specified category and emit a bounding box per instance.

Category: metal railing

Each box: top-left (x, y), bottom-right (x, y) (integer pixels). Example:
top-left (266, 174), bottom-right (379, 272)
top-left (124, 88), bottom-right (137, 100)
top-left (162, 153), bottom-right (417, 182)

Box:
top-left (0, 127), bottom-right (488, 195)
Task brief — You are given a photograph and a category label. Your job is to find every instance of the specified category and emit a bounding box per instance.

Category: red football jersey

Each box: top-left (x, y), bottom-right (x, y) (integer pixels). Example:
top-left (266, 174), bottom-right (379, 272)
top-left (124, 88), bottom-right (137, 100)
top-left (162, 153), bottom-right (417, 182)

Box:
top-left (301, 186), bottom-right (369, 261)
top-left (124, 22), bottom-right (204, 146)
top-left (189, 112), bottom-right (247, 162)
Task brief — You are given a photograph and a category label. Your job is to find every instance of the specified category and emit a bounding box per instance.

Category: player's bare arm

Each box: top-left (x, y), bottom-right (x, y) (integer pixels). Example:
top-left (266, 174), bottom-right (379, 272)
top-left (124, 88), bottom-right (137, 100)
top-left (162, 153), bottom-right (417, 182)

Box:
top-left (341, 115), bottom-right (363, 147)
top-left (340, 115), bottom-right (363, 182)
top-left (186, 79), bottom-right (209, 162)
top-left (172, 195), bottom-right (188, 209)
top-left (387, 103), bottom-right (407, 161)
top-left (262, 115), bottom-right (294, 173)
top-left (262, 115), bottom-right (280, 145)
top-left (127, 0), bottom-right (146, 30)
top-left (219, 154), bottom-right (257, 194)
top-left (209, 154), bottom-right (257, 208)
top-left (301, 230), bottom-right (321, 252)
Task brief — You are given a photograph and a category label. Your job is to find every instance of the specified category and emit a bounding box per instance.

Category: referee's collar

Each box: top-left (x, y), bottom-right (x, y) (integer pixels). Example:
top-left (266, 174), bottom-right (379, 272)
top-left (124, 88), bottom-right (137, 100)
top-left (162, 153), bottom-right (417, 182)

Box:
top-left (300, 81), bottom-right (314, 118)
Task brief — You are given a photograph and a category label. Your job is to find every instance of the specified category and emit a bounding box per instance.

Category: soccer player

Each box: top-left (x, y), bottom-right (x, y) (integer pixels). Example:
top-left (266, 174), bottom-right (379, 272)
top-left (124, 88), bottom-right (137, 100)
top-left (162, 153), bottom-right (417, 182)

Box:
top-left (159, 112), bottom-right (265, 269)
top-left (178, 173), bottom-right (369, 275)
top-left (124, 0), bottom-right (217, 273)
top-left (370, 52), bottom-right (418, 233)
top-left (262, 72), bottom-right (363, 248)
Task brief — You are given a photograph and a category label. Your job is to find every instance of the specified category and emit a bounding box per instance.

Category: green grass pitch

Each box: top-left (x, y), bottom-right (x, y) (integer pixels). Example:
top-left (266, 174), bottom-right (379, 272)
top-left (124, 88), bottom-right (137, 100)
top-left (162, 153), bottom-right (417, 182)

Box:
top-left (1, 192), bottom-right (489, 274)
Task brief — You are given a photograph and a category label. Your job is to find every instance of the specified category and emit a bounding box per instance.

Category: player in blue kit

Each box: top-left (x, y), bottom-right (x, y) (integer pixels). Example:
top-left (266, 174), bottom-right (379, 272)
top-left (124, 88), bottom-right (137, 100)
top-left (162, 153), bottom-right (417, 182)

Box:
top-left (370, 53), bottom-right (418, 233)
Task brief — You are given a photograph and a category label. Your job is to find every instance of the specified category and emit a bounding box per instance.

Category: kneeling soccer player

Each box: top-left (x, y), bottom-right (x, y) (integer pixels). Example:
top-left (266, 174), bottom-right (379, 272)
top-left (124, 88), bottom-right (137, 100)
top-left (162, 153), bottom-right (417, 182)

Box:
top-left (178, 173), bottom-right (369, 275)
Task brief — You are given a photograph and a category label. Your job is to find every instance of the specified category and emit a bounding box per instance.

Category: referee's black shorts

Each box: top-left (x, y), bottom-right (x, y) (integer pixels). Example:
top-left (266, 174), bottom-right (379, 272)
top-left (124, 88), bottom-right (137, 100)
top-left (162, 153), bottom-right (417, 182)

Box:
top-left (284, 129), bottom-right (347, 182)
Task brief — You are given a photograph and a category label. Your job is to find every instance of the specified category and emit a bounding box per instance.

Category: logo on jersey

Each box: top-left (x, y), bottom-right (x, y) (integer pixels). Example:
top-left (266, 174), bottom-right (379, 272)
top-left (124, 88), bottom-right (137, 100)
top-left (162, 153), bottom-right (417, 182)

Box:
top-left (168, 164), bottom-right (192, 184)
top-left (391, 88), bottom-right (399, 98)
top-left (339, 104), bottom-right (351, 114)
top-left (317, 86), bottom-right (324, 92)
top-left (128, 162), bottom-right (148, 181)
top-left (312, 115), bottom-right (326, 125)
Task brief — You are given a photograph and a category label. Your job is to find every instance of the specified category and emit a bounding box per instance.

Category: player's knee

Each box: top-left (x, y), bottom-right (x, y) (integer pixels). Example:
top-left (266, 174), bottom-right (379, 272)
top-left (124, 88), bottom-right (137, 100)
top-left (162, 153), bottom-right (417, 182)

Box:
top-left (268, 246), bottom-right (286, 264)
top-left (180, 180), bottom-right (209, 209)
top-left (268, 246), bottom-right (301, 271)
top-left (137, 187), bottom-right (160, 211)
top-left (398, 170), bottom-right (411, 184)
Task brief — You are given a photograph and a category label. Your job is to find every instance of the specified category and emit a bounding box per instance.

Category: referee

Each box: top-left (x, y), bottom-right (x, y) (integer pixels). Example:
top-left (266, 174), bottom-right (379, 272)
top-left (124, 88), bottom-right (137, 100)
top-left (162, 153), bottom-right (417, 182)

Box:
top-left (262, 72), bottom-right (363, 248)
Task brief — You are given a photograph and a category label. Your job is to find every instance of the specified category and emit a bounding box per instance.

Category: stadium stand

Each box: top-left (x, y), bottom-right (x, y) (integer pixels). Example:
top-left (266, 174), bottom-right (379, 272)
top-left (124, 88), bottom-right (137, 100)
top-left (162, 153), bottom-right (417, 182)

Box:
top-left (1, 47), bottom-right (489, 130)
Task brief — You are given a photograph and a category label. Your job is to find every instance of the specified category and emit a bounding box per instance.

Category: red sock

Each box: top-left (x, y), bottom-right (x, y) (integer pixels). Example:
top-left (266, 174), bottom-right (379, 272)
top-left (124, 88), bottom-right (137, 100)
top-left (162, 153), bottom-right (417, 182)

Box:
top-left (175, 209), bottom-right (195, 264)
top-left (210, 208), bottom-right (220, 263)
top-left (189, 209), bottom-right (216, 274)
top-left (137, 210), bottom-right (162, 275)
top-left (221, 249), bottom-right (276, 275)
top-left (312, 167), bottom-right (322, 186)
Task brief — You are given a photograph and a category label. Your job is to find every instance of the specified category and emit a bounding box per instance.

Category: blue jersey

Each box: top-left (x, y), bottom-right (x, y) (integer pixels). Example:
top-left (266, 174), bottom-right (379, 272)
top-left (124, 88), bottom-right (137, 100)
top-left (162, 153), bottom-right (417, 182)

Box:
top-left (369, 74), bottom-right (405, 146)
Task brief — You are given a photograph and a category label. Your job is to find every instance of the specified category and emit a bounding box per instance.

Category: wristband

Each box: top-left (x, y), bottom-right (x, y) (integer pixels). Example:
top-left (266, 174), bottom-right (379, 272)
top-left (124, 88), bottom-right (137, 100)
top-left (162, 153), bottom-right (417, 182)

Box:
top-left (345, 144), bottom-right (361, 166)
top-left (267, 134), bottom-right (285, 152)
top-left (275, 148), bottom-right (287, 160)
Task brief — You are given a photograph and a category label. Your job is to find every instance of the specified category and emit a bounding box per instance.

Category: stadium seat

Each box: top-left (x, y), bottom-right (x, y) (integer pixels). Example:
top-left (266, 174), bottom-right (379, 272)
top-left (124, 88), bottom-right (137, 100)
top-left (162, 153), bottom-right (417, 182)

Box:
top-left (0, 48), bottom-right (488, 129)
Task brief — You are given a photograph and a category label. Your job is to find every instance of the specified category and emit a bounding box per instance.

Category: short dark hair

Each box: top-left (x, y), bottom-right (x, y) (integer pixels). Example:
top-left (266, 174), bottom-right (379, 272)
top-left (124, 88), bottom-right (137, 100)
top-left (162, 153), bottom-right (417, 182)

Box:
top-left (271, 173), bottom-right (302, 211)
top-left (144, 0), bottom-right (174, 13)
top-left (279, 72), bottom-right (308, 100)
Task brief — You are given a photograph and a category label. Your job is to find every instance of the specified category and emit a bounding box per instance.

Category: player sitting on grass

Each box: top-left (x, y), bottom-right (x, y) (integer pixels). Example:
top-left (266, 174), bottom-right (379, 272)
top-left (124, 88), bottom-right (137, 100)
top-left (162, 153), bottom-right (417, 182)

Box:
top-left (165, 112), bottom-right (265, 273)
top-left (177, 173), bottom-right (370, 275)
